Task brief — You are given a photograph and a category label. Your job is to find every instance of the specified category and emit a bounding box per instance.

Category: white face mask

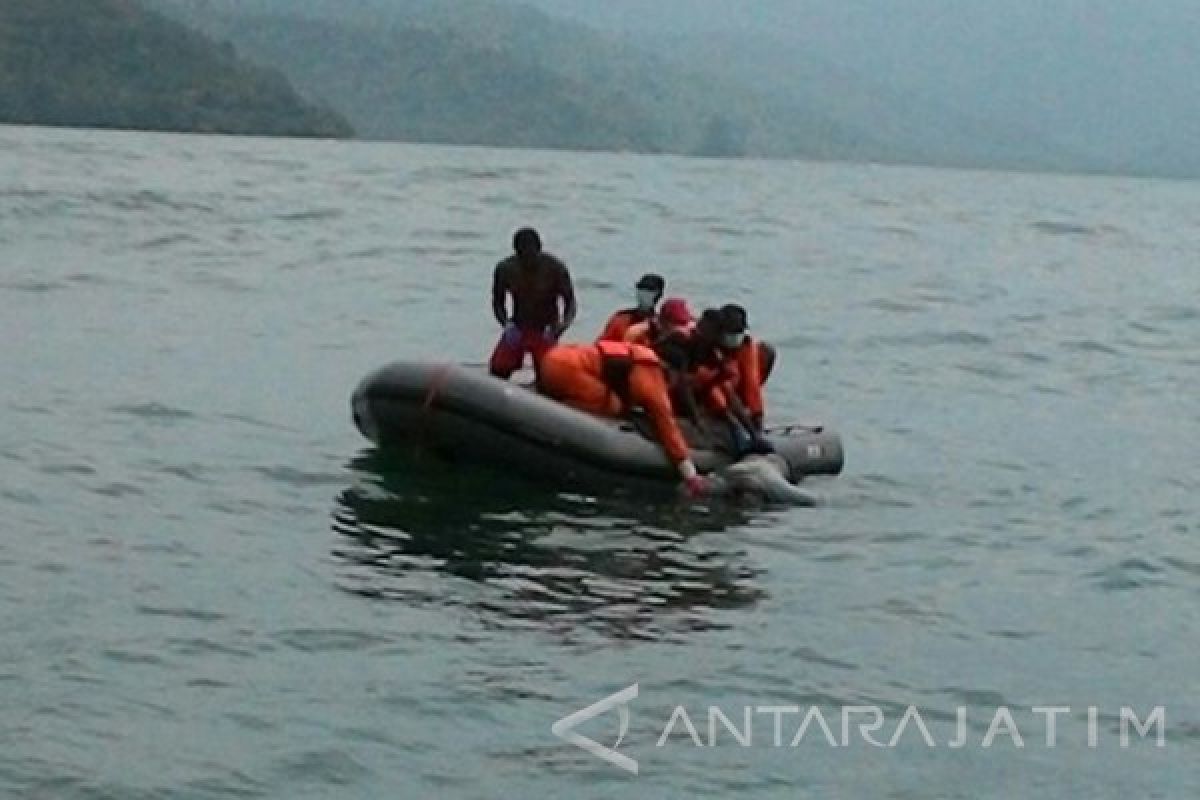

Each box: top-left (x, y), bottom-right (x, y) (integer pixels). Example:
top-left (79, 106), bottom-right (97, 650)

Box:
top-left (721, 332), bottom-right (746, 350)
top-left (635, 289), bottom-right (659, 312)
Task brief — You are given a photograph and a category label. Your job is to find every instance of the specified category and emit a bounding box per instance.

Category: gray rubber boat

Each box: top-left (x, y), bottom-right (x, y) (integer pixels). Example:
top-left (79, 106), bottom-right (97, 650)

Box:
top-left (351, 361), bottom-right (844, 489)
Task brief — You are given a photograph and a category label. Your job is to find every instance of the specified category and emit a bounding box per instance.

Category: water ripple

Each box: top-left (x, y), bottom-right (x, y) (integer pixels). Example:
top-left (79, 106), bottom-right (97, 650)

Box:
top-left (273, 628), bottom-right (393, 653)
top-left (273, 750), bottom-right (372, 787)
top-left (332, 450), bottom-right (767, 641)
top-left (254, 466), bottom-right (347, 487)
top-left (1088, 558), bottom-right (1169, 591)
top-left (275, 208), bottom-right (344, 222)
top-left (109, 402), bottom-right (197, 421)
top-left (1061, 338), bottom-right (1122, 357)
top-left (862, 330), bottom-right (993, 348)
top-left (0, 279), bottom-right (67, 293)
top-left (1031, 220), bottom-right (1099, 237)
top-left (136, 605), bottom-right (227, 622)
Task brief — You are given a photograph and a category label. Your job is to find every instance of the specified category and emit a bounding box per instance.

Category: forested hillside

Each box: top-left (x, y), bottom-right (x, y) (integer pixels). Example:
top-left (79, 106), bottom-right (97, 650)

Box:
top-left (152, 0), bottom-right (871, 158)
top-left (0, 0), bottom-right (351, 138)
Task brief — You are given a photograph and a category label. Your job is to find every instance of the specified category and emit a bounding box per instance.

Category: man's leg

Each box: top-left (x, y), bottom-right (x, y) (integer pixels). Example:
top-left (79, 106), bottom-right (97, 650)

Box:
top-left (526, 329), bottom-right (555, 377)
top-left (488, 330), bottom-right (526, 378)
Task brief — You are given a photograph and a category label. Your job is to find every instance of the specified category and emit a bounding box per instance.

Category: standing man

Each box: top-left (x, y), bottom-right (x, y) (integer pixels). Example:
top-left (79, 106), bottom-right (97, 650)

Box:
top-left (490, 227), bottom-right (577, 379)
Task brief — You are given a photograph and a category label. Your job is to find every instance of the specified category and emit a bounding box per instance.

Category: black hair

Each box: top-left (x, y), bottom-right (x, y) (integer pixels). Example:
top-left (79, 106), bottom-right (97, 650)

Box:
top-left (696, 308), bottom-right (723, 336)
top-left (719, 303), bottom-right (748, 333)
top-left (636, 273), bottom-right (666, 293)
top-left (512, 227), bottom-right (542, 254)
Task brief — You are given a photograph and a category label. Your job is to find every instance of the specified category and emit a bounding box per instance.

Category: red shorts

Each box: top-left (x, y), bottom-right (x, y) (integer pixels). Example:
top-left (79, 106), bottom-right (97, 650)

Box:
top-left (489, 327), bottom-right (554, 378)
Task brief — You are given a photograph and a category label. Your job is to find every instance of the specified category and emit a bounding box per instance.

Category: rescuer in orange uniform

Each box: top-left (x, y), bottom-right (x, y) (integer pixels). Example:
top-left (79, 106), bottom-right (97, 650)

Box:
top-left (717, 304), bottom-right (776, 432)
top-left (537, 340), bottom-right (710, 496)
top-left (597, 274), bottom-right (665, 343)
top-left (623, 296), bottom-right (694, 347)
top-left (681, 309), bottom-right (773, 455)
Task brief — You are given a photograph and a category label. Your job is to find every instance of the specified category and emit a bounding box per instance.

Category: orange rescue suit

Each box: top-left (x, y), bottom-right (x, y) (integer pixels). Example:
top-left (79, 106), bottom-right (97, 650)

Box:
top-left (730, 337), bottom-right (765, 418)
top-left (622, 319), bottom-right (657, 347)
top-left (691, 354), bottom-right (738, 416)
top-left (597, 309), bottom-right (648, 344)
top-left (694, 338), bottom-right (766, 419)
top-left (538, 342), bottom-right (690, 464)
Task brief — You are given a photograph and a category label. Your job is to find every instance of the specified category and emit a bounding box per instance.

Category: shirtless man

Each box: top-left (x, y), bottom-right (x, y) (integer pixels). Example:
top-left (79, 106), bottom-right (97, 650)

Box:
top-left (489, 227), bottom-right (577, 378)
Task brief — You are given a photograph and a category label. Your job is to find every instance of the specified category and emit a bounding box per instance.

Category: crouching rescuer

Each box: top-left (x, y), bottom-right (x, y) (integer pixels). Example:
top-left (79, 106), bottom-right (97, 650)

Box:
top-left (537, 341), bottom-right (711, 497)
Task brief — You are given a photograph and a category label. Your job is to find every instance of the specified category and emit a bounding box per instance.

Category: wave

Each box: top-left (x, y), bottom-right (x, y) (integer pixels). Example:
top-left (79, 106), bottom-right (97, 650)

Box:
top-left (1031, 220), bottom-right (1099, 237)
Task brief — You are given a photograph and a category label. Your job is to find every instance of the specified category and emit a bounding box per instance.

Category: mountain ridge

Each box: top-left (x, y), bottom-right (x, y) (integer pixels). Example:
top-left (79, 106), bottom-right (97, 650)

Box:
top-left (0, 0), bottom-right (351, 139)
top-left (150, 0), bottom-right (884, 160)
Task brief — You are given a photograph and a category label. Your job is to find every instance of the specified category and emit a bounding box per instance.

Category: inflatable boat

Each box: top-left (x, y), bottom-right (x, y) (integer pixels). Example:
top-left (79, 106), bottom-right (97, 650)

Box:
top-left (351, 361), bottom-right (843, 490)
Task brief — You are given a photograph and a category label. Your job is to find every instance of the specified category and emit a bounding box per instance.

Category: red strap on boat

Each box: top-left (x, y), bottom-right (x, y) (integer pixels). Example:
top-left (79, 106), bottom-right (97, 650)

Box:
top-left (422, 363), bottom-right (453, 413)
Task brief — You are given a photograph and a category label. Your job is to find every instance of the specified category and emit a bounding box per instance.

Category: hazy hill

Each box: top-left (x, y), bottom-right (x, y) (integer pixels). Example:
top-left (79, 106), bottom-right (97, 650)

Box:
top-left (0, 0), bottom-right (351, 138)
top-left (646, 32), bottom-right (1104, 175)
top-left (157, 13), bottom-right (667, 152)
top-left (151, 0), bottom-right (877, 159)
top-left (143, 0), bottom-right (1199, 177)
top-left (508, 0), bottom-right (1200, 179)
